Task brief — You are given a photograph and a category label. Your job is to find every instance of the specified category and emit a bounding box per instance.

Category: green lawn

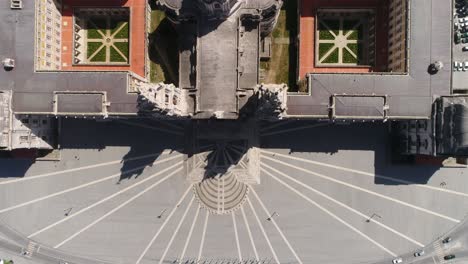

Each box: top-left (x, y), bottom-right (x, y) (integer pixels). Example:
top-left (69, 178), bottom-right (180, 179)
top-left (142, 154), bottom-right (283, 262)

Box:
top-left (114, 22), bottom-right (129, 39)
top-left (342, 48), bottom-right (357, 63)
top-left (149, 9), bottom-right (168, 83)
top-left (87, 28), bottom-right (102, 39)
top-left (83, 17), bottom-right (129, 64)
top-left (114, 42), bottom-right (129, 58)
top-left (259, 0), bottom-right (299, 91)
top-left (110, 21), bottom-right (126, 34)
top-left (319, 29), bottom-right (335, 40)
top-left (150, 9), bottom-right (166, 32)
top-left (87, 42), bottom-right (103, 58)
top-left (348, 43), bottom-right (358, 55)
top-left (317, 15), bottom-right (368, 65)
top-left (110, 46), bottom-right (126, 62)
top-left (89, 46), bottom-right (106, 62)
top-left (318, 43), bottom-right (334, 59)
top-left (322, 48), bottom-right (339, 63)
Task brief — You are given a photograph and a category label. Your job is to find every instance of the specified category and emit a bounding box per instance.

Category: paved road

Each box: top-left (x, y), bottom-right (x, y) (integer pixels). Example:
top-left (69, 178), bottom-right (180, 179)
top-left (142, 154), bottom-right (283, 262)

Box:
top-left (0, 119), bottom-right (468, 264)
top-left (376, 213), bottom-right (468, 264)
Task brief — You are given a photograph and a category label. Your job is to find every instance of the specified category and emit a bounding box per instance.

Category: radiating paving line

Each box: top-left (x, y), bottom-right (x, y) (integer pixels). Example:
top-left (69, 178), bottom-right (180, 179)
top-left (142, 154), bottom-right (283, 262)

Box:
top-left (0, 150), bottom-right (177, 186)
top-left (225, 148), bottom-right (235, 165)
top-left (264, 168), bottom-right (397, 257)
top-left (151, 119), bottom-right (185, 131)
top-left (261, 166), bottom-right (424, 247)
top-left (247, 198), bottom-right (280, 264)
top-left (54, 167), bottom-right (183, 249)
top-left (228, 147), bottom-right (249, 169)
top-left (0, 155), bottom-right (182, 214)
top-left (261, 123), bottom-right (330, 137)
top-left (118, 120), bottom-right (184, 136)
top-left (241, 206), bottom-right (259, 261)
top-left (230, 144), bottom-right (246, 153)
top-left (197, 210), bottom-right (210, 263)
top-left (226, 146), bottom-right (247, 169)
top-left (207, 149), bottom-right (218, 165)
top-left (261, 150), bottom-right (468, 198)
top-left (28, 161), bottom-right (183, 238)
top-left (135, 186), bottom-right (192, 264)
top-left (198, 144), bottom-right (214, 152)
top-left (232, 212), bottom-right (242, 261)
top-left (229, 146), bottom-right (246, 157)
top-left (250, 188), bottom-right (304, 264)
top-left (262, 155), bottom-right (461, 223)
top-left (179, 205), bottom-right (201, 264)
top-left (159, 196), bottom-right (195, 264)
top-left (260, 120), bottom-right (295, 133)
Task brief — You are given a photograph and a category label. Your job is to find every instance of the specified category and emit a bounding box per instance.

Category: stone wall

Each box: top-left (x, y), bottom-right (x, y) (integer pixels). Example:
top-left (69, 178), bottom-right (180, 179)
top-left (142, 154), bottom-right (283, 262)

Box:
top-left (35, 0), bottom-right (62, 71)
top-left (387, 0), bottom-right (408, 72)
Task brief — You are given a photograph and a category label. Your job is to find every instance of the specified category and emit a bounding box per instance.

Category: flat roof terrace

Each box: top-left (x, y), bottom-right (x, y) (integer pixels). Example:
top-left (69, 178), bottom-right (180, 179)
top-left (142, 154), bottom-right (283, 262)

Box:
top-left (0, 1), bottom-right (137, 114)
top-left (288, 0), bottom-right (452, 119)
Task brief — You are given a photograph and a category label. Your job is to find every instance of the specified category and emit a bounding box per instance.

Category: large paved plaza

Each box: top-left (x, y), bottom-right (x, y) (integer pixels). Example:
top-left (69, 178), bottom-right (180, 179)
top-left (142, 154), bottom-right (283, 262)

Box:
top-left (0, 119), bottom-right (467, 264)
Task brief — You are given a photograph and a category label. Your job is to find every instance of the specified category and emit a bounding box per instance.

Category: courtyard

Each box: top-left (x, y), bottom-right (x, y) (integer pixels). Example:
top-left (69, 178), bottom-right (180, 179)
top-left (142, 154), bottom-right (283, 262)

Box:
top-left (299, 0), bottom-right (389, 76)
top-left (316, 10), bottom-right (375, 66)
top-left (60, 0), bottom-right (147, 76)
top-left (74, 8), bottom-right (130, 64)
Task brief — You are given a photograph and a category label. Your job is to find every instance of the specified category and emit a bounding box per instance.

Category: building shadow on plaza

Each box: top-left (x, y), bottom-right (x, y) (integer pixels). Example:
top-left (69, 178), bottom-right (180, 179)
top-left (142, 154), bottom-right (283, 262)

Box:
top-left (58, 118), bottom-right (186, 182)
top-left (260, 120), bottom-right (440, 185)
top-left (0, 118), bottom-right (442, 186)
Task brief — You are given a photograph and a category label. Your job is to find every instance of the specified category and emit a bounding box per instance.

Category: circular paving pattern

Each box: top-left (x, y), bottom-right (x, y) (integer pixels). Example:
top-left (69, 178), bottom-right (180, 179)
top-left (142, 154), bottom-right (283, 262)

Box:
top-left (193, 172), bottom-right (250, 215)
top-left (0, 119), bottom-right (468, 264)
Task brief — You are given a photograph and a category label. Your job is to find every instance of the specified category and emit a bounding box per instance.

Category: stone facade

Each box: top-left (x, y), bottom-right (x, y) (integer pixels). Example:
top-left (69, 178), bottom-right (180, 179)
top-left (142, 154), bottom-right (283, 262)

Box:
top-left (156, 0), bottom-right (282, 36)
top-left (151, 0), bottom-right (287, 120)
top-left (197, 0), bottom-right (240, 18)
top-left (35, 0), bottom-right (62, 71)
top-left (387, 0), bottom-right (408, 72)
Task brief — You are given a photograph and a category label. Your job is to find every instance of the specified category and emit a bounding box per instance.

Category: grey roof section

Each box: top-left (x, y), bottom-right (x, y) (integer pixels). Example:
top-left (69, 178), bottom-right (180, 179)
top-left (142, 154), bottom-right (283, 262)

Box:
top-left (0, 0), bottom-right (454, 119)
top-left (453, 71), bottom-right (468, 91)
top-left (0, 1), bottom-right (138, 115)
top-left (158, 0), bottom-right (281, 12)
top-left (197, 18), bottom-right (238, 117)
top-left (288, 0), bottom-right (453, 119)
top-left (436, 96), bottom-right (468, 156)
top-left (56, 93), bottom-right (104, 114)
